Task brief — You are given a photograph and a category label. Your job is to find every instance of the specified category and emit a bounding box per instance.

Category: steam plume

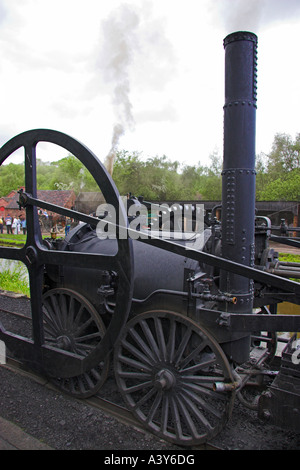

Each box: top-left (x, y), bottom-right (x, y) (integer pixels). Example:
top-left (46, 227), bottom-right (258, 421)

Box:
top-left (212, 0), bottom-right (300, 32)
top-left (101, 4), bottom-right (139, 175)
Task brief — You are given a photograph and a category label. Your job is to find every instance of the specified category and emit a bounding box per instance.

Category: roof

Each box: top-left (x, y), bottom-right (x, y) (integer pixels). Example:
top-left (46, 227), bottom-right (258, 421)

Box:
top-left (5, 190), bottom-right (76, 209)
top-left (76, 192), bottom-right (105, 202)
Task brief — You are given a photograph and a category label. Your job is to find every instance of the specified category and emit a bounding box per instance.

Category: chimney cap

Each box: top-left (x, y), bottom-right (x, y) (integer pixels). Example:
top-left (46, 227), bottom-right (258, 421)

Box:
top-left (224, 31), bottom-right (257, 48)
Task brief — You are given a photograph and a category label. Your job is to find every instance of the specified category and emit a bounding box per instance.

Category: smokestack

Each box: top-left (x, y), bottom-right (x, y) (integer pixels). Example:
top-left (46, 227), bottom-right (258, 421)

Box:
top-left (220, 31), bottom-right (258, 363)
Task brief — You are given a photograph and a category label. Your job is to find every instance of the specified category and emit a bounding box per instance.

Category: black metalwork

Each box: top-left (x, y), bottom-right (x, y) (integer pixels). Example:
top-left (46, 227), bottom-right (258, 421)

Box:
top-left (258, 335), bottom-right (300, 432)
top-left (0, 129), bottom-right (133, 377)
top-left (219, 31), bottom-right (258, 363)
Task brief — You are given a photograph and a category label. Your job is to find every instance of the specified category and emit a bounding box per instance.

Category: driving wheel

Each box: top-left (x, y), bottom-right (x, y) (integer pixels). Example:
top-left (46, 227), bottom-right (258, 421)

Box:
top-left (43, 288), bottom-right (110, 397)
top-left (114, 310), bottom-right (235, 446)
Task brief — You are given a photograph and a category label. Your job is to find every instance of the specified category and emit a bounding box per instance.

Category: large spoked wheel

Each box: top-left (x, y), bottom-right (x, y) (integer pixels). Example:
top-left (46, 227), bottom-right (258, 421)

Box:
top-left (43, 288), bottom-right (110, 398)
top-left (0, 129), bottom-right (133, 378)
top-left (114, 310), bottom-right (235, 446)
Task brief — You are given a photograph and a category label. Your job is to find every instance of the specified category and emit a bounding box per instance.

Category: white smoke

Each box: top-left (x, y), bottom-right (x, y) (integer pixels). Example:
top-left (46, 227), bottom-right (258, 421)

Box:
top-left (99, 2), bottom-right (177, 175)
top-left (212, 0), bottom-right (300, 32)
top-left (101, 4), bottom-right (139, 175)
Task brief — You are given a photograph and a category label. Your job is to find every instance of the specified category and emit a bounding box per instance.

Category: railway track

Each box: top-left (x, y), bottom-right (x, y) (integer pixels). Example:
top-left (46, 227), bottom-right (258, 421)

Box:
top-left (1, 355), bottom-right (221, 450)
top-left (0, 301), bottom-right (220, 449)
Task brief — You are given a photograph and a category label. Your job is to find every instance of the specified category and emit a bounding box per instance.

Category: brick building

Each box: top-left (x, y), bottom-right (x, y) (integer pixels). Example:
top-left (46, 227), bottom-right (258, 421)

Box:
top-left (0, 189), bottom-right (76, 231)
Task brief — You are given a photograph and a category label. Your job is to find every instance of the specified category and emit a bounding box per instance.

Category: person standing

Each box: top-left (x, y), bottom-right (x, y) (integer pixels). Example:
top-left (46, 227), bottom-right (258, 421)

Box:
top-left (16, 217), bottom-right (21, 234)
top-left (0, 216), bottom-right (3, 234)
top-left (11, 217), bottom-right (17, 234)
top-left (21, 216), bottom-right (27, 235)
top-left (5, 214), bottom-right (12, 234)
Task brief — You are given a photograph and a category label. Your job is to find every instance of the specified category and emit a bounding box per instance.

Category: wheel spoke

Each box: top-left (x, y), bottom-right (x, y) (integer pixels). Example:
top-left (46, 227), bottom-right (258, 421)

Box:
top-left (174, 326), bottom-right (192, 367)
top-left (154, 317), bottom-right (167, 362)
top-left (178, 391), bottom-right (214, 432)
top-left (175, 394), bottom-right (200, 439)
top-left (179, 341), bottom-right (209, 370)
top-left (170, 396), bottom-right (183, 440)
top-left (146, 390), bottom-right (163, 424)
top-left (167, 319), bottom-right (176, 363)
top-left (133, 386), bottom-right (157, 411)
top-left (118, 354), bottom-right (152, 373)
top-left (140, 319), bottom-right (161, 361)
top-left (128, 328), bottom-right (157, 364)
top-left (74, 332), bottom-right (102, 343)
top-left (121, 339), bottom-right (154, 367)
top-left (58, 293), bottom-right (68, 329)
top-left (182, 386), bottom-right (223, 418)
top-left (74, 316), bottom-right (94, 337)
top-left (180, 357), bottom-right (217, 374)
top-left (161, 394), bottom-right (170, 435)
top-left (49, 294), bottom-right (64, 332)
top-left (123, 380), bottom-right (153, 394)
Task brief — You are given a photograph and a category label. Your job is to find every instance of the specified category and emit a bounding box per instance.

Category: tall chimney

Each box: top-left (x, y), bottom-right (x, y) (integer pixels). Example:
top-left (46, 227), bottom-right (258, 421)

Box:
top-left (220, 31), bottom-right (258, 363)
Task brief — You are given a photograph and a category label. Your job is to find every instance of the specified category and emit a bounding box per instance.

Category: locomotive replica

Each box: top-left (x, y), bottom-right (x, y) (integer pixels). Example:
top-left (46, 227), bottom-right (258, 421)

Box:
top-left (0, 31), bottom-right (300, 447)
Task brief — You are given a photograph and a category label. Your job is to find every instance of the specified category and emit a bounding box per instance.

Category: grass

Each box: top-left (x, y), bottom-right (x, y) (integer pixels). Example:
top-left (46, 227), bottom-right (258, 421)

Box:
top-left (0, 233), bottom-right (64, 247)
top-left (0, 233), bottom-right (27, 247)
top-left (0, 260), bottom-right (30, 297)
top-left (278, 253), bottom-right (300, 263)
top-left (278, 253), bottom-right (300, 282)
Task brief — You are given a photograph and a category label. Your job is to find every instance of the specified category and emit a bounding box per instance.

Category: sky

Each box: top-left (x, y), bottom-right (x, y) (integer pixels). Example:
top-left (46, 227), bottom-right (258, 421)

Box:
top-left (1, 0), bottom-right (300, 170)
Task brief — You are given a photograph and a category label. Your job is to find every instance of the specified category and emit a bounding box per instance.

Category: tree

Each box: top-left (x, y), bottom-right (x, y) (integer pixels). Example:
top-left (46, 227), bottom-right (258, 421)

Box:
top-left (257, 169), bottom-right (300, 201)
top-left (267, 133), bottom-right (300, 174)
top-left (196, 152), bottom-right (222, 200)
top-left (0, 163), bottom-right (25, 197)
top-left (112, 150), bottom-right (145, 196)
top-left (50, 155), bottom-right (99, 193)
top-left (256, 133), bottom-right (300, 201)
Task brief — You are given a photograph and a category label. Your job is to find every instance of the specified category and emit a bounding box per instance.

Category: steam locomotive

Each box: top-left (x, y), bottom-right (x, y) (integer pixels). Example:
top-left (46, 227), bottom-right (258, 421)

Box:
top-left (0, 31), bottom-right (299, 446)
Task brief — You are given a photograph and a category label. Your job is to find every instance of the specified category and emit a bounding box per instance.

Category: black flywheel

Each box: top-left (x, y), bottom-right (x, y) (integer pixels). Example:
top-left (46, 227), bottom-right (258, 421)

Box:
top-left (0, 129), bottom-right (133, 380)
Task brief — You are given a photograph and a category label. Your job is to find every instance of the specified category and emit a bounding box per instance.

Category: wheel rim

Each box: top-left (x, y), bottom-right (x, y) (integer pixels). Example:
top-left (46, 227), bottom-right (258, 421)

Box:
top-left (43, 288), bottom-right (109, 397)
top-left (114, 310), bottom-right (235, 446)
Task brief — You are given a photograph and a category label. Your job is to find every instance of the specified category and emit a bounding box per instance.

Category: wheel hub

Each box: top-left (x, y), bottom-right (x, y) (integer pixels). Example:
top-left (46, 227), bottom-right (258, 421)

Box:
top-left (154, 369), bottom-right (176, 390)
top-left (56, 335), bottom-right (73, 351)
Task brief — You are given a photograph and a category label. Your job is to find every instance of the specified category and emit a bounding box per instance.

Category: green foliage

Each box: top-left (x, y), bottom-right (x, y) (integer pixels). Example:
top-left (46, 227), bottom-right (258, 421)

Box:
top-left (0, 162), bottom-right (25, 196)
top-left (0, 234), bottom-right (26, 247)
top-left (0, 131), bottom-right (299, 201)
top-left (257, 169), bottom-right (300, 201)
top-left (256, 133), bottom-right (300, 201)
top-left (112, 150), bottom-right (223, 201)
top-left (279, 253), bottom-right (300, 263)
top-left (0, 260), bottom-right (30, 296)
